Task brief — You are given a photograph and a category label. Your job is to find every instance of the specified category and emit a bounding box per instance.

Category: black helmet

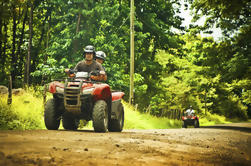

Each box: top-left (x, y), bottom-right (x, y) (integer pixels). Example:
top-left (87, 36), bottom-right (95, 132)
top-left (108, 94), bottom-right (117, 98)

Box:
top-left (96, 51), bottom-right (106, 61)
top-left (83, 45), bottom-right (95, 58)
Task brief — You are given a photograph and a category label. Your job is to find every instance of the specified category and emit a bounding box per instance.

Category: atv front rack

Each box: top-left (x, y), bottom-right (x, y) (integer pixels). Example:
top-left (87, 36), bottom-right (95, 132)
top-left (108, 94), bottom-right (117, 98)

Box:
top-left (64, 79), bottom-right (83, 114)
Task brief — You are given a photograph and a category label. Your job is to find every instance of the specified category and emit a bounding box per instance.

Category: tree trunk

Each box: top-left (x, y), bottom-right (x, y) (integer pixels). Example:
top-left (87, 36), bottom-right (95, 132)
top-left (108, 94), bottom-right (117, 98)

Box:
top-left (205, 90), bottom-right (207, 115)
top-left (18, 5), bottom-right (28, 80)
top-left (72, 11), bottom-right (81, 60)
top-left (11, 5), bottom-right (17, 86)
top-left (1, 22), bottom-right (7, 76)
top-left (32, 10), bottom-right (51, 74)
top-left (76, 12), bottom-right (81, 34)
top-left (25, 1), bottom-right (33, 86)
top-left (42, 15), bottom-right (51, 104)
top-left (0, 18), bottom-right (4, 82)
top-left (45, 15), bottom-right (50, 63)
top-left (0, 17), bottom-right (2, 59)
top-left (7, 76), bottom-right (12, 105)
top-left (0, 2), bottom-right (2, 59)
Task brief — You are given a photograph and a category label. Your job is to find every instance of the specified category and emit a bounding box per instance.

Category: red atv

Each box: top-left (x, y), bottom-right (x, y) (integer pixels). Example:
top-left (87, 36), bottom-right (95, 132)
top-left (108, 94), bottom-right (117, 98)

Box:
top-left (182, 113), bottom-right (199, 128)
top-left (44, 71), bottom-right (124, 132)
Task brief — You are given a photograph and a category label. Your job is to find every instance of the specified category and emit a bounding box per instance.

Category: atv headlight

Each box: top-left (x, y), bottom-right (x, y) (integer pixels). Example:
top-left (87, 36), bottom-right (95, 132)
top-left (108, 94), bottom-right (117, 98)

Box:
top-left (56, 86), bottom-right (64, 93)
top-left (82, 88), bottom-right (94, 95)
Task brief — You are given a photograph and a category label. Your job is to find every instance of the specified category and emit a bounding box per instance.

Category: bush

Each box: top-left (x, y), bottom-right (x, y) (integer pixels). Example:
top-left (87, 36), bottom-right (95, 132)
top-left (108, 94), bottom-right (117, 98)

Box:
top-left (0, 91), bottom-right (45, 130)
top-left (123, 101), bottom-right (182, 129)
top-left (198, 112), bottom-right (231, 126)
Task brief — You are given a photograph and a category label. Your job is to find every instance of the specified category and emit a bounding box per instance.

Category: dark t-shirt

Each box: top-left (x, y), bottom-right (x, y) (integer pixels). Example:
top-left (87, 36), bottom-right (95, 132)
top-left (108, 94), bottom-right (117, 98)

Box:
top-left (74, 60), bottom-right (104, 73)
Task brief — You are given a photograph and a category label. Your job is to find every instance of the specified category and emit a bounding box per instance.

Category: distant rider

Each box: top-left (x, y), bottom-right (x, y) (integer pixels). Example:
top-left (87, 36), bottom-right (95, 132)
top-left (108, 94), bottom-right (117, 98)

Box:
top-left (185, 106), bottom-right (195, 116)
top-left (65, 45), bottom-right (107, 81)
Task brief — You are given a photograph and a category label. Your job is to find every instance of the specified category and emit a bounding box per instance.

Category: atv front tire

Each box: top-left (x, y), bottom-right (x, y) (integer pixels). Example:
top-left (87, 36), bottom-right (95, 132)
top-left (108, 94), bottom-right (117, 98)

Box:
top-left (108, 103), bottom-right (124, 132)
top-left (44, 99), bottom-right (61, 130)
top-left (62, 112), bottom-right (79, 130)
top-left (92, 100), bottom-right (108, 132)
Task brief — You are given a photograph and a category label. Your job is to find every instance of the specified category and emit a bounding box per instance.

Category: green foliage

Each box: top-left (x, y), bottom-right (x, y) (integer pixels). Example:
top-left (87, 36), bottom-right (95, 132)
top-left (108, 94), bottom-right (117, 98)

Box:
top-left (0, 0), bottom-right (250, 120)
top-left (123, 101), bottom-right (182, 129)
top-left (31, 57), bottom-right (65, 84)
top-left (151, 44), bottom-right (249, 120)
top-left (0, 91), bottom-right (45, 130)
top-left (198, 112), bottom-right (231, 126)
top-left (188, 0), bottom-right (251, 36)
top-left (185, 0), bottom-right (251, 120)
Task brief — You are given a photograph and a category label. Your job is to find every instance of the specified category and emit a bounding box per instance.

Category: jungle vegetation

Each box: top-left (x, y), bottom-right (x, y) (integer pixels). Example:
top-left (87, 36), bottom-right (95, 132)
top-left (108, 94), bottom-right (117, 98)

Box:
top-left (0, 0), bottom-right (250, 120)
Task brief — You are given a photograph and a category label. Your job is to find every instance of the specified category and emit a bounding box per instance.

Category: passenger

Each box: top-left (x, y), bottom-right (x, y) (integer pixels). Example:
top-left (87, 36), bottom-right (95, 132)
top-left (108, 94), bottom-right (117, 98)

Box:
top-left (95, 51), bottom-right (106, 71)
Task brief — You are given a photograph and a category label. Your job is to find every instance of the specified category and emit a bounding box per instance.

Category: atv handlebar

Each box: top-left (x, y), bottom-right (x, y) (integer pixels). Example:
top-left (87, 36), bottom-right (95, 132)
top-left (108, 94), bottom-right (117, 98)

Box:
top-left (66, 69), bottom-right (100, 76)
top-left (65, 69), bottom-right (106, 82)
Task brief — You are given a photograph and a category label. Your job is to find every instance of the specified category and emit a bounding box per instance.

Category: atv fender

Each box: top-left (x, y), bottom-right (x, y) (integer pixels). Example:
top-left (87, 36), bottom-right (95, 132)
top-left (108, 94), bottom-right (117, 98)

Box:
top-left (111, 92), bottom-right (124, 119)
top-left (92, 84), bottom-right (111, 101)
top-left (49, 81), bottom-right (63, 94)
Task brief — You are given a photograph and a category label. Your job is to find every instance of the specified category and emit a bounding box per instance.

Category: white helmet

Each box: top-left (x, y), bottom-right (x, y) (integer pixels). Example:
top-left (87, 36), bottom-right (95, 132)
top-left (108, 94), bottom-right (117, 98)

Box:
top-left (96, 51), bottom-right (106, 61)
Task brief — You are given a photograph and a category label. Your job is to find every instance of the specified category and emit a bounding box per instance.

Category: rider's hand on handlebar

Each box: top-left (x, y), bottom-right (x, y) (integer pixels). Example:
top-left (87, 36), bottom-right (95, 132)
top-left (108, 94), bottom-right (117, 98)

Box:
top-left (100, 71), bottom-right (105, 75)
top-left (65, 69), bottom-right (77, 74)
top-left (90, 75), bottom-right (107, 81)
top-left (65, 69), bottom-right (76, 77)
top-left (65, 69), bottom-right (70, 73)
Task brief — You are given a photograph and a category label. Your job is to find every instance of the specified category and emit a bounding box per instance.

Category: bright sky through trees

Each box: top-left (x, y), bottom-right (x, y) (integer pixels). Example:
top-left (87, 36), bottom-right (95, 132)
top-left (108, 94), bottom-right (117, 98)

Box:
top-left (176, 0), bottom-right (222, 40)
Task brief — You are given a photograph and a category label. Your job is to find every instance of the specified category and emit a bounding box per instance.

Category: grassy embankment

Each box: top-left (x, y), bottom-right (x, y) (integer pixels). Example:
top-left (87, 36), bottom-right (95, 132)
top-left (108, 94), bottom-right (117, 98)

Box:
top-left (0, 89), bottom-right (44, 130)
top-left (0, 90), bottom-right (248, 130)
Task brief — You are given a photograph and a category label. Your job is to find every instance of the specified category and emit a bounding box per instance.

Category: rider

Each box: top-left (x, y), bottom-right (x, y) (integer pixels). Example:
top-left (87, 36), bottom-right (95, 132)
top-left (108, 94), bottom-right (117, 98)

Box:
top-left (95, 51), bottom-right (106, 71)
top-left (65, 45), bottom-right (107, 81)
top-left (185, 106), bottom-right (195, 116)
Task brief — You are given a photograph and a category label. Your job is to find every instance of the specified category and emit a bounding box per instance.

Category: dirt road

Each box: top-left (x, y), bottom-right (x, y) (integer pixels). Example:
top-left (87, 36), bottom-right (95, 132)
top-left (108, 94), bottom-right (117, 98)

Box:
top-left (0, 123), bottom-right (251, 166)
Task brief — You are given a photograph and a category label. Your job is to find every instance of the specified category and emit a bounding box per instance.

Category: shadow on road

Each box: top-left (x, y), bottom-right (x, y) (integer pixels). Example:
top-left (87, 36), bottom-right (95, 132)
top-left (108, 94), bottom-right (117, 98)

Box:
top-left (58, 129), bottom-right (94, 133)
top-left (201, 125), bottom-right (251, 133)
top-left (57, 129), bottom-right (133, 134)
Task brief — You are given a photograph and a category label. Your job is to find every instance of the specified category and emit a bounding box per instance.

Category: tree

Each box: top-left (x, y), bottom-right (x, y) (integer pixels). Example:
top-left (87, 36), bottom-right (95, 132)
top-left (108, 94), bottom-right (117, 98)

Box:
top-left (25, 0), bottom-right (33, 85)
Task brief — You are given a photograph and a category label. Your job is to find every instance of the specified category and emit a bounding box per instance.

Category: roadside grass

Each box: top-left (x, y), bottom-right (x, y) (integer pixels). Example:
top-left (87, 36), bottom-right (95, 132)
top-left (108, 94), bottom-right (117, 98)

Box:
top-left (122, 102), bottom-right (240, 129)
top-left (0, 89), bottom-right (45, 130)
top-left (122, 101), bottom-right (182, 129)
top-left (198, 112), bottom-right (251, 126)
top-left (198, 113), bottom-right (231, 126)
top-left (0, 89), bottom-right (249, 130)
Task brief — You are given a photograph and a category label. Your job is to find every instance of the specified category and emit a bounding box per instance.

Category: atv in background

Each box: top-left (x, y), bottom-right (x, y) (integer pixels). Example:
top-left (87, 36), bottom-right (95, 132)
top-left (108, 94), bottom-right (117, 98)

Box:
top-left (44, 71), bottom-right (124, 132)
top-left (182, 113), bottom-right (199, 128)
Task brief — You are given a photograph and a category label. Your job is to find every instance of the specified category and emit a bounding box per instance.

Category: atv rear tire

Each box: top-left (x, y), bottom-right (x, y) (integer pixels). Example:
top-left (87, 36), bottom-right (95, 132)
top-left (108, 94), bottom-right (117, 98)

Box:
top-left (92, 100), bottom-right (108, 132)
top-left (62, 112), bottom-right (79, 130)
top-left (194, 119), bottom-right (199, 128)
top-left (108, 103), bottom-right (124, 132)
top-left (44, 99), bottom-right (61, 130)
top-left (182, 121), bottom-right (187, 128)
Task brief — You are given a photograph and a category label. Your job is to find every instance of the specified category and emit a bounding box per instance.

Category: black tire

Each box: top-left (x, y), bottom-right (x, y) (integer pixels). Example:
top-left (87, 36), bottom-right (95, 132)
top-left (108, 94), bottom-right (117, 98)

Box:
top-left (182, 121), bottom-right (187, 128)
top-left (92, 100), bottom-right (108, 132)
top-left (108, 103), bottom-right (124, 132)
top-left (44, 99), bottom-right (61, 130)
top-left (62, 112), bottom-right (79, 130)
top-left (194, 119), bottom-right (200, 128)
